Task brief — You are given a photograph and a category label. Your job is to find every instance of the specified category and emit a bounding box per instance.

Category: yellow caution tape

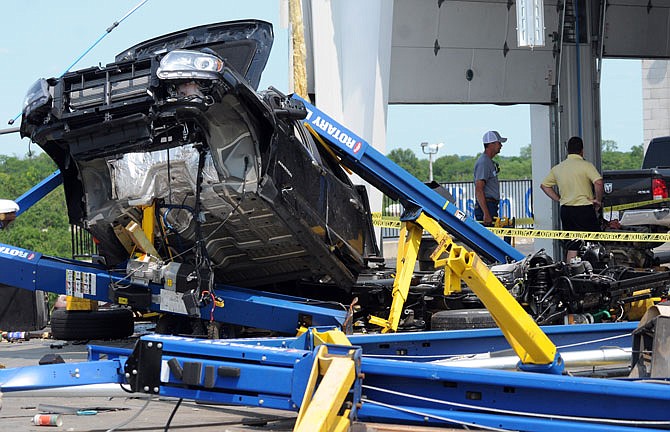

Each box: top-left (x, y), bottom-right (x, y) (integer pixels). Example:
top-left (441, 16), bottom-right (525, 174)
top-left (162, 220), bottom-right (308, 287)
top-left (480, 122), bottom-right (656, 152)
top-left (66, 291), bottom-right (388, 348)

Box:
top-left (603, 197), bottom-right (670, 213)
top-left (513, 217), bottom-right (535, 226)
top-left (371, 213), bottom-right (401, 229)
top-left (371, 213), bottom-right (670, 242)
top-left (489, 228), bottom-right (670, 242)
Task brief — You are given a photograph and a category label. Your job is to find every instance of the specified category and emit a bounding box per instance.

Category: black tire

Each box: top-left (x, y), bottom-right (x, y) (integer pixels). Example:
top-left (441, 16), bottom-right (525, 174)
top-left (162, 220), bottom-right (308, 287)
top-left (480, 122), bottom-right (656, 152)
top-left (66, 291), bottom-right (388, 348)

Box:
top-left (155, 314), bottom-right (209, 337)
top-left (50, 308), bottom-right (134, 341)
top-left (207, 321), bottom-right (220, 339)
top-left (430, 308), bottom-right (496, 331)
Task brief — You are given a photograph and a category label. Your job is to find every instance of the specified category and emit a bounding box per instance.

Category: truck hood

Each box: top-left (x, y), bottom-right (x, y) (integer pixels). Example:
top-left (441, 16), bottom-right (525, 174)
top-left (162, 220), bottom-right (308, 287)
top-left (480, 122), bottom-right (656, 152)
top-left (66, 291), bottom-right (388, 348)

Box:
top-left (114, 20), bottom-right (273, 90)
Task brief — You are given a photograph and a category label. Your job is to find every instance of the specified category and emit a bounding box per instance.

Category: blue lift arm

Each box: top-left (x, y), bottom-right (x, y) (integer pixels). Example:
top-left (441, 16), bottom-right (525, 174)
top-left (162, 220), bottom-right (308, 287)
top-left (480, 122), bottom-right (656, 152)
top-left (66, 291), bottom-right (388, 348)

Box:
top-left (14, 170), bottom-right (62, 217)
top-left (289, 96), bottom-right (557, 367)
top-left (0, 242), bottom-right (346, 334)
top-left (291, 95), bottom-right (524, 264)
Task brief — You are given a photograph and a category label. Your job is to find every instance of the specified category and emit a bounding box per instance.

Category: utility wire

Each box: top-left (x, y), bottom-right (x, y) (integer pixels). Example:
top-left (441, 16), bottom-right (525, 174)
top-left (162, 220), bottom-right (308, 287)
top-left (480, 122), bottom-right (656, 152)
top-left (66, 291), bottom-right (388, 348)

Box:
top-left (8, 0), bottom-right (150, 125)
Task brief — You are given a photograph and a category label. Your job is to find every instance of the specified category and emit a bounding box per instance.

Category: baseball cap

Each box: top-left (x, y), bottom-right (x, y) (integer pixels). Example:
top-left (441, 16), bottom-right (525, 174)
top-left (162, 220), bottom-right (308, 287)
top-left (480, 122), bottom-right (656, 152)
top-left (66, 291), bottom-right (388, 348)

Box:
top-left (482, 130), bottom-right (507, 144)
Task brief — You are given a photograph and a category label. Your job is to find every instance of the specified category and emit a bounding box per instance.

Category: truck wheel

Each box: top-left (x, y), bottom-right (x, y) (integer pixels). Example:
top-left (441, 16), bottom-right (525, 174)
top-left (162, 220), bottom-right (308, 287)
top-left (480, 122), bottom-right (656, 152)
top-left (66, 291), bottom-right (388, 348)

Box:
top-left (430, 309), bottom-right (496, 330)
top-left (50, 308), bottom-right (134, 341)
top-left (155, 315), bottom-right (213, 337)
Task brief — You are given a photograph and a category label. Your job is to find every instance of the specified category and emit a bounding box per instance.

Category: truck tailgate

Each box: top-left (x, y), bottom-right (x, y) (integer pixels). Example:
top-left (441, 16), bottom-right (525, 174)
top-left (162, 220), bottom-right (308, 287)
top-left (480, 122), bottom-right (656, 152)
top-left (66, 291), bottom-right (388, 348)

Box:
top-left (603, 168), bottom-right (668, 208)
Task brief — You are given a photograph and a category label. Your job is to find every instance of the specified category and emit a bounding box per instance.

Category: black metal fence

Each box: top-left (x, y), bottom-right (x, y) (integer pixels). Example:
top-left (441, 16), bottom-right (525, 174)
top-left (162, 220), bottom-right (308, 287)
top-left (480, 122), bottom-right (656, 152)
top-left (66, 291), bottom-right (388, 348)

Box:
top-left (381, 179), bottom-right (533, 239)
top-left (71, 224), bottom-right (97, 260)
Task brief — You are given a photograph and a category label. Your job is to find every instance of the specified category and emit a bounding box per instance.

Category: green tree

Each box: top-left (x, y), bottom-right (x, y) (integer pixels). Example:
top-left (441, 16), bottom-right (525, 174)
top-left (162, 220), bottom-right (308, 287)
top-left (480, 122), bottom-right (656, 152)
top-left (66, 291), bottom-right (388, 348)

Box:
top-left (498, 154), bottom-right (531, 179)
top-left (0, 153), bottom-right (71, 258)
top-left (601, 141), bottom-right (643, 170)
top-left (387, 139), bottom-right (645, 183)
top-left (433, 154), bottom-right (476, 181)
top-left (387, 148), bottom-right (428, 180)
top-left (602, 139), bottom-right (618, 152)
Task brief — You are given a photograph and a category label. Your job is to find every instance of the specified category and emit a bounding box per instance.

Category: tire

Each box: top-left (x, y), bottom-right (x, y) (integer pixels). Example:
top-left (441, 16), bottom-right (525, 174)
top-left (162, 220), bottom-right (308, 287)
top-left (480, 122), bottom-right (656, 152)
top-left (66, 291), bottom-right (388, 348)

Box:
top-left (207, 321), bottom-right (220, 339)
top-left (50, 308), bottom-right (134, 341)
top-left (430, 308), bottom-right (496, 331)
top-left (155, 314), bottom-right (209, 337)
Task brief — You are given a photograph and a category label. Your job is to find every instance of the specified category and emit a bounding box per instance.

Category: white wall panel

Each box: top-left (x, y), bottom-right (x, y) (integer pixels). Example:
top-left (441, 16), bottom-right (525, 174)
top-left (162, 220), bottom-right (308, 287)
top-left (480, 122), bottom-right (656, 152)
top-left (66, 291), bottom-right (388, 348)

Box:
top-left (390, 0), bottom-right (558, 104)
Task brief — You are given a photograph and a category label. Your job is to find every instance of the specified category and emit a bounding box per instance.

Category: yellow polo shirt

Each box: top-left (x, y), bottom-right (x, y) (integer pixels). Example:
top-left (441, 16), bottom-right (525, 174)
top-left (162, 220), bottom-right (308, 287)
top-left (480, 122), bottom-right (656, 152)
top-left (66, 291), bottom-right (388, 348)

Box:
top-left (541, 154), bottom-right (602, 206)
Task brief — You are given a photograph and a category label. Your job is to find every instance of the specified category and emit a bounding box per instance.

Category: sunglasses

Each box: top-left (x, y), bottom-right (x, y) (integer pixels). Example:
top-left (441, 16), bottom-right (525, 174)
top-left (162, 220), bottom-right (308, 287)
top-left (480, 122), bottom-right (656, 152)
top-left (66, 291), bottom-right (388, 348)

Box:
top-left (494, 161), bottom-right (500, 174)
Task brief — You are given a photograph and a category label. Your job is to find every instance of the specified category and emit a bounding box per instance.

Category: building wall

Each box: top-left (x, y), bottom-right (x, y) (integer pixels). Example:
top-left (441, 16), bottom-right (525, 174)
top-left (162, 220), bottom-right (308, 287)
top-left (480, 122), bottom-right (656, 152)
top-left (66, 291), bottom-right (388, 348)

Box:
top-left (642, 59), bottom-right (670, 147)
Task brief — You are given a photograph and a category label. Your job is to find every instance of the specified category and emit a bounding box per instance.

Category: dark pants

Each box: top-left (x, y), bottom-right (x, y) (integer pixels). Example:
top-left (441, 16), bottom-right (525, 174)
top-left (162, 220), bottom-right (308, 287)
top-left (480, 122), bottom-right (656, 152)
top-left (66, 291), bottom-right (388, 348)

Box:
top-left (474, 200), bottom-right (499, 226)
top-left (475, 200), bottom-right (512, 244)
top-left (560, 204), bottom-right (600, 251)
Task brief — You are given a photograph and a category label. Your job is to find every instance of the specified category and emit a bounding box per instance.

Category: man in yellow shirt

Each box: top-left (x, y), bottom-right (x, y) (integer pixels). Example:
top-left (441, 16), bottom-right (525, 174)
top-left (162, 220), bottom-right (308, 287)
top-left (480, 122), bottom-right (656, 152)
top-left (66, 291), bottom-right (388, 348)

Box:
top-left (540, 136), bottom-right (604, 262)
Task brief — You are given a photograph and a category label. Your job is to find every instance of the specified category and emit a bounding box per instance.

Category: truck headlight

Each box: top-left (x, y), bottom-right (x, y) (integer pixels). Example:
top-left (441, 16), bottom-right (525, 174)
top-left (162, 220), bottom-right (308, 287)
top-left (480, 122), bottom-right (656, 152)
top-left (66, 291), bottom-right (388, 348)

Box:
top-left (22, 78), bottom-right (52, 120)
top-left (157, 50), bottom-right (224, 80)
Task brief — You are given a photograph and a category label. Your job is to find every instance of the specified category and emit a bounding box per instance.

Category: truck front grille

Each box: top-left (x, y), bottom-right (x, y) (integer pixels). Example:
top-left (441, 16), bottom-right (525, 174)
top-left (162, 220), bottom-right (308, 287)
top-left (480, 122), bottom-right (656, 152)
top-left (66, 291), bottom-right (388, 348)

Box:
top-left (61, 59), bottom-right (153, 114)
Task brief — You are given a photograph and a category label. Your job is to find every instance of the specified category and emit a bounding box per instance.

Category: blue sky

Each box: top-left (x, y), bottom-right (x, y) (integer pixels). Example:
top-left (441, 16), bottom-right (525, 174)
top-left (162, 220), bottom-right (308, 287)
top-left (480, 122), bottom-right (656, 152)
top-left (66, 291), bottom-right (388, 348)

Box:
top-left (0, 1), bottom-right (643, 158)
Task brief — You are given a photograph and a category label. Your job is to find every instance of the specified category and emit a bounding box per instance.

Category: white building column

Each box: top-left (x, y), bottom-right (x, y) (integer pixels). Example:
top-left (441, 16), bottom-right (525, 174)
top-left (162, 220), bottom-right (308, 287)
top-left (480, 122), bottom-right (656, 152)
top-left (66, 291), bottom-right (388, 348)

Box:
top-left (530, 104), bottom-right (559, 259)
top-left (306, 0), bottom-right (394, 253)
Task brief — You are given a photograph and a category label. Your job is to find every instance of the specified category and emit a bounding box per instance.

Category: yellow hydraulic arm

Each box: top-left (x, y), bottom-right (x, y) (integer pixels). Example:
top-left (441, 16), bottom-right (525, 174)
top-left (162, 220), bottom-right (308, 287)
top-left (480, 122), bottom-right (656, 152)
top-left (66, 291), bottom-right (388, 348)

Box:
top-left (370, 211), bottom-right (563, 371)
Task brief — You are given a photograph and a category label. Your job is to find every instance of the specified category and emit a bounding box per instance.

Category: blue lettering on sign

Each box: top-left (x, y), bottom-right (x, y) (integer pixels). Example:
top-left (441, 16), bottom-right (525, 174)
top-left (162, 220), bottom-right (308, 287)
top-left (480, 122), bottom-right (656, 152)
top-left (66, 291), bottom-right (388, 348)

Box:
top-left (443, 185), bottom-right (533, 221)
top-left (466, 199), bottom-right (475, 217)
top-left (499, 199), bottom-right (511, 218)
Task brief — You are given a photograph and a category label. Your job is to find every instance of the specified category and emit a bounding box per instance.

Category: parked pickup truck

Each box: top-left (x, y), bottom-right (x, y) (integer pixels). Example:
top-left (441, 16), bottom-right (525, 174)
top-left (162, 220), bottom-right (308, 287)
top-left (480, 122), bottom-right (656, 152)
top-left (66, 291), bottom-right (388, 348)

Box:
top-left (602, 136), bottom-right (670, 266)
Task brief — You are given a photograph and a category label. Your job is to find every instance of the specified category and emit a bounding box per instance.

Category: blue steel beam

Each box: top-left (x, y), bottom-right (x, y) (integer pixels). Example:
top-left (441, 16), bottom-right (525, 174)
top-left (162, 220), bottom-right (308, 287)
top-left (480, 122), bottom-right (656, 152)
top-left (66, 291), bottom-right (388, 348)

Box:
top-left (0, 359), bottom-right (124, 392)
top-left (292, 95), bottom-right (524, 264)
top-left (14, 170), bottom-right (62, 217)
top-left (0, 242), bottom-right (345, 333)
top-left (359, 403), bottom-right (668, 432)
top-left (3, 332), bottom-right (667, 432)
top-left (121, 333), bottom-right (670, 430)
top-left (218, 322), bottom-right (637, 360)
top-left (359, 355), bottom-right (670, 427)
top-left (347, 321), bottom-right (635, 358)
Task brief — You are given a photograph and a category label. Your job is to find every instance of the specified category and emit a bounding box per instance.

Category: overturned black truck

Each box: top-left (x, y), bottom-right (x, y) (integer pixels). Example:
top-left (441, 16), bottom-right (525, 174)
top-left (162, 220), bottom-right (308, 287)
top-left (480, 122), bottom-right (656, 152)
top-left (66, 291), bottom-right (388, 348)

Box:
top-left (16, 20), bottom-right (670, 335)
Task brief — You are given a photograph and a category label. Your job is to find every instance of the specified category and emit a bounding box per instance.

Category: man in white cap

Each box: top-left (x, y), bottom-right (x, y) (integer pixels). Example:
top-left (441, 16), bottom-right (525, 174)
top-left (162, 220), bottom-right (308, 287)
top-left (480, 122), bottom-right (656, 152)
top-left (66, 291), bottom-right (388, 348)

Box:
top-left (474, 130), bottom-right (506, 225)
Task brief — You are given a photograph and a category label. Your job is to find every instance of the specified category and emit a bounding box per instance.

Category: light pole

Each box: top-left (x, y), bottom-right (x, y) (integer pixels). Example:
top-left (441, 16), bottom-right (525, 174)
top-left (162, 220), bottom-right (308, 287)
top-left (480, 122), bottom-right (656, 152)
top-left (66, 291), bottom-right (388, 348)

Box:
top-left (420, 142), bottom-right (444, 182)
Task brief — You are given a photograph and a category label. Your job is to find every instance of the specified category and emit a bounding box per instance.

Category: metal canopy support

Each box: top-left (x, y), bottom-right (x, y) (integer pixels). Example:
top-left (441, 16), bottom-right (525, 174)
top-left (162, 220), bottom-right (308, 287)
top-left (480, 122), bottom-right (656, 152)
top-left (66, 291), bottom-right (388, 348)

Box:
top-left (530, 104), bottom-right (560, 258)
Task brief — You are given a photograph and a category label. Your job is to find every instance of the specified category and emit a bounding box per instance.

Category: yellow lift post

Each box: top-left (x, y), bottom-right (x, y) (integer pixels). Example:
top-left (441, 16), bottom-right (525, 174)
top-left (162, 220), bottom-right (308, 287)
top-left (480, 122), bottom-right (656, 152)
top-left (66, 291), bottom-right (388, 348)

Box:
top-left (292, 327), bottom-right (361, 432)
top-left (370, 210), bottom-right (563, 373)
